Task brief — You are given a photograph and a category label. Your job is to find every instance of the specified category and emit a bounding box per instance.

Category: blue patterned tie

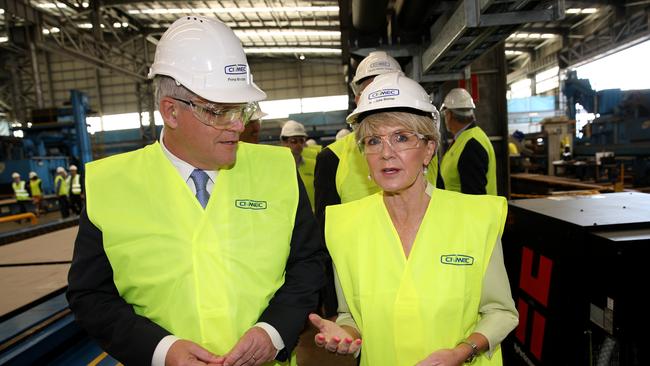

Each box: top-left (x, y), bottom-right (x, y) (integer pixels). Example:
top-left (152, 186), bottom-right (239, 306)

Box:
top-left (190, 169), bottom-right (210, 209)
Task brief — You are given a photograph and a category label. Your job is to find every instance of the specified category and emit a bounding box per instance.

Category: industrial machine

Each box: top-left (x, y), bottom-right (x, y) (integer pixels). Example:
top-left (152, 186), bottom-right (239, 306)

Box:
top-left (502, 192), bottom-right (650, 366)
top-left (0, 90), bottom-right (92, 214)
top-left (564, 72), bottom-right (650, 186)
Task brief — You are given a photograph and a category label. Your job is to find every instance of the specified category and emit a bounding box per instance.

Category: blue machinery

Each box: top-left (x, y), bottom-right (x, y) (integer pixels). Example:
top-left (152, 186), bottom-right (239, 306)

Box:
top-left (0, 90), bottom-right (93, 198)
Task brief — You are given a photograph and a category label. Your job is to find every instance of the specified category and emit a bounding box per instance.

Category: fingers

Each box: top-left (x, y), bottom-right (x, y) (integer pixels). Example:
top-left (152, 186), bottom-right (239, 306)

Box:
top-left (348, 339), bottom-right (362, 354)
top-left (325, 336), bottom-right (341, 353)
top-left (188, 343), bottom-right (222, 364)
top-left (308, 313), bottom-right (324, 330)
top-left (314, 333), bottom-right (327, 347)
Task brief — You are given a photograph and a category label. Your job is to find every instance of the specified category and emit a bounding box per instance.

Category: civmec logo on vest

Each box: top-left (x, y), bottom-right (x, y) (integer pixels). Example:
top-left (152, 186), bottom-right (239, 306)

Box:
top-left (224, 64), bottom-right (247, 75)
top-left (440, 254), bottom-right (475, 266)
top-left (368, 89), bottom-right (400, 100)
top-left (235, 199), bottom-right (267, 210)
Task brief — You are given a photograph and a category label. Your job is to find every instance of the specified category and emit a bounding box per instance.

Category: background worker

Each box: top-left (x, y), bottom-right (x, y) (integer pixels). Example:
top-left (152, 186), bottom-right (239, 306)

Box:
top-left (54, 166), bottom-right (70, 218)
top-left (439, 88), bottom-right (497, 195)
top-left (312, 72), bottom-right (518, 366)
top-left (280, 120), bottom-right (316, 211)
top-left (11, 172), bottom-right (31, 216)
top-left (67, 165), bottom-right (83, 215)
top-left (67, 16), bottom-right (325, 366)
top-left (240, 103), bottom-right (265, 143)
top-left (313, 51), bottom-right (438, 317)
top-left (335, 128), bottom-right (350, 140)
top-left (29, 171), bottom-right (43, 216)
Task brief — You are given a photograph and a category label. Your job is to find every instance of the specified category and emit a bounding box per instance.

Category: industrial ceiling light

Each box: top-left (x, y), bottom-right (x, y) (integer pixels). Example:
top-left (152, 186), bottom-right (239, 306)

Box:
top-left (234, 30), bottom-right (341, 37)
top-left (299, 54), bottom-right (306, 60)
top-left (128, 6), bottom-right (339, 15)
top-left (244, 47), bottom-right (341, 54)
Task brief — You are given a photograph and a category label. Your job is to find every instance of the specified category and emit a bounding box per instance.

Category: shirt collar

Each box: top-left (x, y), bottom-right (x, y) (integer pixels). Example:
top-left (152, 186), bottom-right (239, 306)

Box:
top-left (159, 128), bottom-right (217, 184)
top-left (453, 122), bottom-right (475, 141)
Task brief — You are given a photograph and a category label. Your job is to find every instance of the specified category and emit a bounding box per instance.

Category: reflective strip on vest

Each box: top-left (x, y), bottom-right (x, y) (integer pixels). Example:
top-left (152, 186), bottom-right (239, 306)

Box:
top-left (298, 156), bottom-right (316, 212)
top-left (70, 174), bottom-right (82, 195)
top-left (325, 189), bottom-right (507, 366)
top-left (440, 126), bottom-right (497, 195)
top-left (30, 178), bottom-right (42, 197)
top-left (86, 142), bottom-right (298, 364)
top-left (12, 181), bottom-right (30, 200)
top-left (330, 131), bottom-right (438, 204)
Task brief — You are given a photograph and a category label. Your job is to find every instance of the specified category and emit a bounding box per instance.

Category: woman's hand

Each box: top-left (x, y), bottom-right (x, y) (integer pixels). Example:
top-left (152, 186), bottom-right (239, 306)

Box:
top-left (414, 347), bottom-right (467, 366)
top-left (309, 313), bottom-right (362, 356)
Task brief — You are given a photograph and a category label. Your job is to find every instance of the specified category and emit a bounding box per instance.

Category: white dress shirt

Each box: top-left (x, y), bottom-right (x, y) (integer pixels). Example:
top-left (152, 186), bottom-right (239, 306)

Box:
top-left (151, 129), bottom-right (284, 366)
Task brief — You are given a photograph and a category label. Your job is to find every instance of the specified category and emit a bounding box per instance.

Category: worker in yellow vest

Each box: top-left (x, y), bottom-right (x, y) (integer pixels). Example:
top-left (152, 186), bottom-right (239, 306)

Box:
top-left (310, 73), bottom-right (518, 366)
top-left (29, 171), bottom-right (43, 216)
top-left (66, 16), bottom-right (325, 366)
top-left (67, 165), bottom-right (83, 215)
top-left (439, 88), bottom-right (497, 195)
top-left (280, 120), bottom-right (316, 211)
top-left (11, 172), bottom-right (30, 216)
top-left (314, 51), bottom-right (439, 317)
top-left (54, 166), bottom-right (70, 218)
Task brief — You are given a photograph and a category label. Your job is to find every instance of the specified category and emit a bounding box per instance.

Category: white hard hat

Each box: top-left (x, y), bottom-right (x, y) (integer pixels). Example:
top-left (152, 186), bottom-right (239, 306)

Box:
top-left (69, 165), bottom-right (78, 171)
top-left (352, 51), bottom-right (402, 86)
top-left (335, 129), bottom-right (351, 140)
top-left (441, 88), bottom-right (476, 116)
top-left (11, 172), bottom-right (20, 179)
top-left (29, 171), bottom-right (37, 178)
top-left (148, 16), bottom-right (266, 103)
top-left (347, 73), bottom-right (438, 124)
top-left (281, 120), bottom-right (308, 137)
top-left (56, 166), bottom-right (65, 174)
top-left (305, 139), bottom-right (317, 146)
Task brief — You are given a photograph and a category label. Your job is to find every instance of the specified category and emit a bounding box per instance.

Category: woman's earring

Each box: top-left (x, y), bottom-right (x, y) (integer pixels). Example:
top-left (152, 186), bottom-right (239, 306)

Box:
top-left (367, 174), bottom-right (372, 181)
top-left (423, 166), bottom-right (428, 175)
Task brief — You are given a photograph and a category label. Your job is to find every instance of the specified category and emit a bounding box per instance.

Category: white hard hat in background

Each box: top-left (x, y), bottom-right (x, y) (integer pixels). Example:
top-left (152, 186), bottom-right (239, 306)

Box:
top-left (148, 16), bottom-right (266, 103)
top-left (69, 165), bottom-right (78, 171)
top-left (440, 88), bottom-right (476, 116)
top-left (352, 51), bottom-right (403, 86)
top-left (281, 120), bottom-right (308, 137)
top-left (11, 172), bottom-right (20, 179)
top-left (305, 139), bottom-right (317, 146)
top-left (335, 129), bottom-right (351, 140)
top-left (56, 167), bottom-right (65, 174)
top-left (347, 73), bottom-right (438, 125)
top-left (29, 171), bottom-right (37, 178)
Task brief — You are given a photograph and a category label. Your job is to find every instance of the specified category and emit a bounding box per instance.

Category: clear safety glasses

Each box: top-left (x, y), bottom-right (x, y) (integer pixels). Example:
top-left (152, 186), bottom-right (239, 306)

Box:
top-left (359, 130), bottom-right (428, 154)
top-left (172, 98), bottom-right (258, 128)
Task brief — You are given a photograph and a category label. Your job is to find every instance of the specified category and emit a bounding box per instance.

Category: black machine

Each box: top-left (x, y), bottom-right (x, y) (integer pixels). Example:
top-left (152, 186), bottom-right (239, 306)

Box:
top-left (502, 192), bottom-right (650, 366)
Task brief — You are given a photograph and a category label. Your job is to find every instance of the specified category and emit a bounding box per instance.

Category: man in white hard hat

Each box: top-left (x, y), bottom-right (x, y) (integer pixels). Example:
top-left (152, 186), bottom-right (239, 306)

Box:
top-left (313, 51), bottom-right (439, 317)
top-left (280, 120), bottom-right (316, 210)
top-left (54, 166), bottom-right (70, 218)
top-left (67, 16), bottom-right (324, 366)
top-left (439, 88), bottom-right (497, 195)
top-left (29, 171), bottom-right (43, 216)
top-left (67, 165), bottom-right (83, 215)
top-left (11, 172), bottom-right (31, 217)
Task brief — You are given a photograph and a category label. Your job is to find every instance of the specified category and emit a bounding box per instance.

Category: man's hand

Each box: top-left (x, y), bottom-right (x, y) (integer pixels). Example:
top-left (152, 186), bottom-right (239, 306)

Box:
top-left (222, 327), bottom-right (277, 366)
top-left (165, 339), bottom-right (223, 366)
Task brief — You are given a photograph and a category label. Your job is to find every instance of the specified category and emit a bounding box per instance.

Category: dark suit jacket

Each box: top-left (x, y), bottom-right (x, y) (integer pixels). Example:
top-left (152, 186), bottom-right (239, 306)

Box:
top-left (67, 172), bottom-right (326, 366)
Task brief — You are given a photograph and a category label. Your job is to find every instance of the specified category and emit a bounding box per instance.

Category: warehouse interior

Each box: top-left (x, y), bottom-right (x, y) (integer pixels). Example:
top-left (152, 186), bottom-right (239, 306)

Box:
top-left (1, 0), bottom-right (649, 365)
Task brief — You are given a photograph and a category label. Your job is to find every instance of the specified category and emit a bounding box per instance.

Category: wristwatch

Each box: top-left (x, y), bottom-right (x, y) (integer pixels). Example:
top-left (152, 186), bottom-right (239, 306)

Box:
top-left (458, 339), bottom-right (479, 363)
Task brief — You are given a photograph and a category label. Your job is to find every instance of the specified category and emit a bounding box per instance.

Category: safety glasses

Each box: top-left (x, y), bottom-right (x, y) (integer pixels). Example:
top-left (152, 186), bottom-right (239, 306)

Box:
top-left (172, 98), bottom-right (258, 128)
top-left (358, 130), bottom-right (428, 154)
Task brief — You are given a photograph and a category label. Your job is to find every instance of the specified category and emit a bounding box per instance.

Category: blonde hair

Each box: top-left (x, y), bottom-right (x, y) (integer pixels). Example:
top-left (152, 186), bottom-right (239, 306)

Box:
top-left (357, 111), bottom-right (440, 148)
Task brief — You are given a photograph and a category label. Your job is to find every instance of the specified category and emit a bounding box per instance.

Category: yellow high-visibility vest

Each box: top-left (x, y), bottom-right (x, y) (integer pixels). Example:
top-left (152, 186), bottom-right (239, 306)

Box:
top-left (12, 181), bottom-right (30, 200)
top-left (29, 178), bottom-right (42, 197)
top-left (325, 189), bottom-right (507, 366)
top-left (302, 145), bottom-right (322, 161)
top-left (55, 175), bottom-right (69, 196)
top-left (70, 174), bottom-right (82, 195)
top-left (86, 142), bottom-right (299, 364)
top-left (298, 157), bottom-right (316, 211)
top-left (329, 131), bottom-right (438, 203)
top-left (440, 126), bottom-right (497, 195)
